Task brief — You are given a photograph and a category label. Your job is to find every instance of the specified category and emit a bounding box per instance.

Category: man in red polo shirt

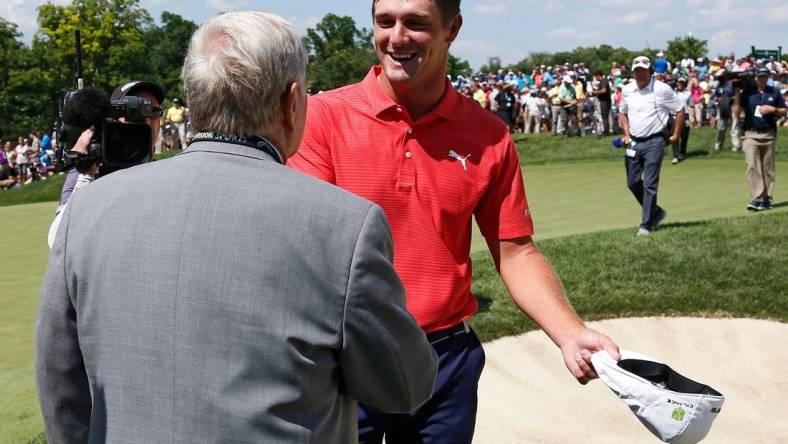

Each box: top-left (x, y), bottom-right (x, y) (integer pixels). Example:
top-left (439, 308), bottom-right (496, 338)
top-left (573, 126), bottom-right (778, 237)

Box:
top-left (289, 0), bottom-right (620, 442)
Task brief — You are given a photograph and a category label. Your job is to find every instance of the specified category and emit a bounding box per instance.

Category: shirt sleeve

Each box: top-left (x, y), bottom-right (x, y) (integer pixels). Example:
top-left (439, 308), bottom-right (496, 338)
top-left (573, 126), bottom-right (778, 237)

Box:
top-left (660, 84), bottom-right (684, 113)
top-left (474, 133), bottom-right (534, 240)
top-left (620, 90), bottom-right (629, 114)
top-left (340, 205), bottom-right (437, 413)
top-left (776, 91), bottom-right (787, 109)
top-left (36, 201), bottom-right (92, 443)
top-left (287, 97), bottom-right (336, 183)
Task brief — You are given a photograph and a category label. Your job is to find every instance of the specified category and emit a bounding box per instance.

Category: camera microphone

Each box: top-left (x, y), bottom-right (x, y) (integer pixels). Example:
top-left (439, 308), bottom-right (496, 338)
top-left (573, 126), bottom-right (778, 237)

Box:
top-left (62, 87), bottom-right (111, 127)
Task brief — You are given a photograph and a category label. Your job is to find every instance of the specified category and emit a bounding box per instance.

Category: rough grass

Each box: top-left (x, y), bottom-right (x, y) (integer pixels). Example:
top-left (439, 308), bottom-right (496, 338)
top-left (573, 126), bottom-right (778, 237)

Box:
top-left (470, 211), bottom-right (788, 342)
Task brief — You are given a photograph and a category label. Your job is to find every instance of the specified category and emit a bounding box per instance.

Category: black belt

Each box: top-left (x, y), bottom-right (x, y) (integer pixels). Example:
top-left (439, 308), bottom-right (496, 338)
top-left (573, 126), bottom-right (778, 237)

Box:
top-left (426, 320), bottom-right (470, 345)
top-left (631, 132), bottom-right (665, 143)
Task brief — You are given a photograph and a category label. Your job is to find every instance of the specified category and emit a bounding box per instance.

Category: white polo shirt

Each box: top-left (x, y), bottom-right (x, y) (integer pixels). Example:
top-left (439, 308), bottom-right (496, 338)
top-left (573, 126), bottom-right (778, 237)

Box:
top-left (620, 78), bottom-right (683, 138)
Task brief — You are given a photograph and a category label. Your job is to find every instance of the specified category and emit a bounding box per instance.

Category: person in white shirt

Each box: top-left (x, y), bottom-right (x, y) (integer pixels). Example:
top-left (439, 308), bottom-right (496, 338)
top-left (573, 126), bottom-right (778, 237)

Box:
top-left (524, 88), bottom-right (542, 133)
top-left (671, 77), bottom-right (692, 164)
top-left (619, 56), bottom-right (686, 236)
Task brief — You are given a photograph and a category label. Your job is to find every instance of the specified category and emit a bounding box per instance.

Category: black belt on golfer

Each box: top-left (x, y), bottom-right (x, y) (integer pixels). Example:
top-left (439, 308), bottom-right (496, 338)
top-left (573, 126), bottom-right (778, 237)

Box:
top-left (631, 132), bottom-right (666, 143)
top-left (426, 320), bottom-right (470, 345)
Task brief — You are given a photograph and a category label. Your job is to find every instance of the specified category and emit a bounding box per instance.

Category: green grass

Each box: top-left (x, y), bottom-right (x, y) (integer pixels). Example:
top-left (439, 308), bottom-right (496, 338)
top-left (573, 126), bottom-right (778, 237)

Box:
top-left (0, 150), bottom-right (183, 208)
top-left (470, 210), bottom-right (788, 342)
top-left (512, 127), bottom-right (787, 166)
top-left (0, 203), bottom-right (57, 444)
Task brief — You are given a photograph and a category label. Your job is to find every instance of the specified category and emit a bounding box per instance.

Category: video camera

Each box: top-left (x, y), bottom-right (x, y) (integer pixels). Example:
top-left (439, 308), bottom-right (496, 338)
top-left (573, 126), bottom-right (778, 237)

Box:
top-left (58, 87), bottom-right (157, 173)
top-left (716, 68), bottom-right (758, 94)
top-left (55, 29), bottom-right (157, 174)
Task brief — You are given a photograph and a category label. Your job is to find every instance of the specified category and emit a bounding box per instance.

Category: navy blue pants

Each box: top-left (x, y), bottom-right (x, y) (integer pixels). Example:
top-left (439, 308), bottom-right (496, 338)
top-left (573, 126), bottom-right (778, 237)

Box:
top-left (625, 137), bottom-right (666, 230)
top-left (358, 328), bottom-right (486, 444)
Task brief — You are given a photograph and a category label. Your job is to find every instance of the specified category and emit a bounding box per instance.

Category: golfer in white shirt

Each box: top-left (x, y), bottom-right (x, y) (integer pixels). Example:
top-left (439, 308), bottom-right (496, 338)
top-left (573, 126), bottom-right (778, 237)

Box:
top-left (619, 56), bottom-right (686, 236)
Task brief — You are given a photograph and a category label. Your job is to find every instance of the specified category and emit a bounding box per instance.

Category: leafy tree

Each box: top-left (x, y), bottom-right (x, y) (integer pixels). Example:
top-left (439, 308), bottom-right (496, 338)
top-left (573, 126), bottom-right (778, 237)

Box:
top-left (36, 0), bottom-right (154, 91)
top-left (665, 35), bottom-right (708, 65)
top-left (447, 53), bottom-right (471, 79)
top-left (509, 45), bottom-right (644, 78)
top-left (0, 18), bottom-right (57, 138)
top-left (146, 11), bottom-right (198, 102)
top-left (303, 14), bottom-right (377, 92)
top-left (478, 56), bottom-right (502, 75)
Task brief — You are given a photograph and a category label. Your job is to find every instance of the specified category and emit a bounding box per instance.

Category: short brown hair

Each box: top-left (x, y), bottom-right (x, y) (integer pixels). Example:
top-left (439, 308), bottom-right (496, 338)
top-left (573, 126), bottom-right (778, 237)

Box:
top-left (371, 0), bottom-right (461, 26)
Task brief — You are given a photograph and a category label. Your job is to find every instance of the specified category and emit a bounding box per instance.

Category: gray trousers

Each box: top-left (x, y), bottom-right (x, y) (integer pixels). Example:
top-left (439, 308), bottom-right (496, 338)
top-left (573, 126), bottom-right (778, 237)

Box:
top-left (551, 105), bottom-right (565, 134)
top-left (742, 131), bottom-right (776, 200)
top-left (626, 137), bottom-right (666, 230)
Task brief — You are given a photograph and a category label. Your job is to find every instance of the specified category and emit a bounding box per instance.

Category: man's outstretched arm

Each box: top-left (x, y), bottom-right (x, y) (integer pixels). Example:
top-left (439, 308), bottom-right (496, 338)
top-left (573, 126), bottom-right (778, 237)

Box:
top-left (490, 236), bottom-right (620, 384)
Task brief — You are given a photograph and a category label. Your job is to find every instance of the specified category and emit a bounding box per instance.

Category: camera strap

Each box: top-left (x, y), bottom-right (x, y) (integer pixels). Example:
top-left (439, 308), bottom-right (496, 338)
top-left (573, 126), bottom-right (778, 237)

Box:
top-left (190, 131), bottom-right (284, 165)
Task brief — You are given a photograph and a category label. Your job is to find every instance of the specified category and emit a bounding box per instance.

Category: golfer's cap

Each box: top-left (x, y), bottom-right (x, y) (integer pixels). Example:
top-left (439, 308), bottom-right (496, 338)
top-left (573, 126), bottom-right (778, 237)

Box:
top-left (756, 67), bottom-right (770, 77)
top-left (562, 75), bottom-right (572, 83)
top-left (592, 350), bottom-right (724, 444)
top-left (111, 80), bottom-right (165, 103)
top-left (632, 56), bottom-right (652, 71)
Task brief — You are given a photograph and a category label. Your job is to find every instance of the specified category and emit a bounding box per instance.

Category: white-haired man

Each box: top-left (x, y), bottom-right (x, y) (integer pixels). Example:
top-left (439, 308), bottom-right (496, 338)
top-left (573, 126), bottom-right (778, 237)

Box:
top-left (619, 56), bottom-right (685, 236)
top-left (36, 11), bottom-right (437, 443)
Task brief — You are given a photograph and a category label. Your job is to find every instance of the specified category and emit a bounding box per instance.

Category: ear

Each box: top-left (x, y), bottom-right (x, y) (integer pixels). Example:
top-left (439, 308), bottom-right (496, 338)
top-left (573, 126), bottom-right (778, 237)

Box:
top-left (446, 14), bottom-right (462, 44)
top-left (282, 81), bottom-right (301, 131)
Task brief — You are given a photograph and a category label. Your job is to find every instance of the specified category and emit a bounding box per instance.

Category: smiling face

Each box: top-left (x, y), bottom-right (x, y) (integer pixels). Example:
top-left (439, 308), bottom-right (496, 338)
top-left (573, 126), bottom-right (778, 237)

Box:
top-left (373, 0), bottom-right (461, 91)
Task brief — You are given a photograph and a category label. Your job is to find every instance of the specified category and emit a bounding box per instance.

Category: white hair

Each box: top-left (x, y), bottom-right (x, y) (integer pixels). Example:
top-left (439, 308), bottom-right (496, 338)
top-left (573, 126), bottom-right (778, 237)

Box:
top-left (182, 11), bottom-right (307, 136)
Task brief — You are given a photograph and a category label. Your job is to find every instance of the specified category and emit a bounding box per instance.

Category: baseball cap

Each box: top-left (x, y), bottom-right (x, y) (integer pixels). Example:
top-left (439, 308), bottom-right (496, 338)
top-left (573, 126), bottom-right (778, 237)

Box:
top-left (592, 350), bottom-right (724, 444)
top-left (657, 51), bottom-right (665, 57)
top-left (111, 80), bottom-right (165, 103)
top-left (756, 67), bottom-right (770, 77)
top-left (632, 56), bottom-right (651, 71)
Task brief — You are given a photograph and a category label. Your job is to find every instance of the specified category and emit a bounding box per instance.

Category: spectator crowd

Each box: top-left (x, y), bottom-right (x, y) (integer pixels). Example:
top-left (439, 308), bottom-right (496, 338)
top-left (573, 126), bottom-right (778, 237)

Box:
top-left (451, 52), bottom-right (788, 158)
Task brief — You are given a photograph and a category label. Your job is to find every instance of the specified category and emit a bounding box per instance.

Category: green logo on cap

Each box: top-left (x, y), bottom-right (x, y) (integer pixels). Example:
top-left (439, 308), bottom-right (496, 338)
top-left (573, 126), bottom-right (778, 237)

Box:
top-left (672, 407), bottom-right (686, 421)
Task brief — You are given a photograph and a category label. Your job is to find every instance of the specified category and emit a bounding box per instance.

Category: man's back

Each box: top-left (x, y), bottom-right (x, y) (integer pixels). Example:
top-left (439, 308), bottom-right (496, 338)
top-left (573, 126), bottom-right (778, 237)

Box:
top-left (37, 142), bottom-right (436, 443)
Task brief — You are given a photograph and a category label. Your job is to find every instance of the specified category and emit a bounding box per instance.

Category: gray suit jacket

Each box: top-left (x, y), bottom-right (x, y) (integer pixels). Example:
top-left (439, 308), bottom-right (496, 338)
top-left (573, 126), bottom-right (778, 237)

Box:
top-left (36, 142), bottom-right (437, 443)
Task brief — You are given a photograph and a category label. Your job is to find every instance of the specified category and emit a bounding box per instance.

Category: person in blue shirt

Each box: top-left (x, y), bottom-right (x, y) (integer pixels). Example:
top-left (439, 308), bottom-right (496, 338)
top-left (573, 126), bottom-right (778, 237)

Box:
top-left (654, 52), bottom-right (670, 77)
top-left (740, 67), bottom-right (787, 211)
top-left (40, 130), bottom-right (52, 151)
top-left (543, 67), bottom-right (554, 87)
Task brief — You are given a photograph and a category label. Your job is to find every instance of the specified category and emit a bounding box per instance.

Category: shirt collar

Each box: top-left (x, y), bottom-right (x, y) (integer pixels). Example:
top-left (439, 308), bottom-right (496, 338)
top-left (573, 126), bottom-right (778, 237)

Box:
top-left (362, 66), bottom-right (461, 121)
top-left (635, 78), bottom-right (655, 93)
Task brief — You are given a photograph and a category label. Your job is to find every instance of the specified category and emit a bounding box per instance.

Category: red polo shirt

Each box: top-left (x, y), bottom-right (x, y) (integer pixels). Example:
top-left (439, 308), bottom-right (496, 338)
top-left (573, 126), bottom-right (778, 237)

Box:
top-left (289, 67), bottom-right (534, 333)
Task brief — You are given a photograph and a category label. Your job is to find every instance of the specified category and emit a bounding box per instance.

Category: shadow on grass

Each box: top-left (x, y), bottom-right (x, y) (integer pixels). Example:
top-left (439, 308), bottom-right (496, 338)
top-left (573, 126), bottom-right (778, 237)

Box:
top-left (660, 220), bottom-right (710, 230)
top-left (771, 201), bottom-right (788, 209)
top-left (686, 149), bottom-right (709, 158)
top-left (476, 291), bottom-right (494, 313)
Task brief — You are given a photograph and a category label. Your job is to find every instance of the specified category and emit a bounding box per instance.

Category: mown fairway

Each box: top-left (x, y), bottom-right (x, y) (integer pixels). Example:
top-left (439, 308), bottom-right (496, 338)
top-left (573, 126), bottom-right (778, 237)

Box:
top-left (1, 128), bottom-right (786, 443)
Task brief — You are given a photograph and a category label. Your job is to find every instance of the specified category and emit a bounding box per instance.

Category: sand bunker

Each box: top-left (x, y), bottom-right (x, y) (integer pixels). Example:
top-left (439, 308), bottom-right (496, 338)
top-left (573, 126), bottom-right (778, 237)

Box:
top-left (475, 317), bottom-right (788, 443)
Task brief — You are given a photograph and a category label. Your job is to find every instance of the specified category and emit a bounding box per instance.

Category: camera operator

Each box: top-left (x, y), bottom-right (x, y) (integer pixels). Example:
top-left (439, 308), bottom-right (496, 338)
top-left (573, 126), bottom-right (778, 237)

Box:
top-left (739, 67), bottom-right (787, 211)
top-left (48, 80), bottom-right (164, 247)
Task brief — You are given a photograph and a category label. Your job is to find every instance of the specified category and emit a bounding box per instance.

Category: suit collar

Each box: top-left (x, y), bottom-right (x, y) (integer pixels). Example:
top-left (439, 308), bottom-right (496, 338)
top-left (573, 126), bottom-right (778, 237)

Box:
top-left (183, 141), bottom-right (284, 164)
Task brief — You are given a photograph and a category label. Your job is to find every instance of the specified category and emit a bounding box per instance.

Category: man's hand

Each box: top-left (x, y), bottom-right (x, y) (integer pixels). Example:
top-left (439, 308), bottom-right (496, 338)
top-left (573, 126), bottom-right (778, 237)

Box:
top-left (72, 127), bottom-right (94, 154)
top-left (621, 135), bottom-right (631, 145)
top-left (72, 127), bottom-right (98, 177)
top-left (559, 327), bottom-right (620, 385)
top-left (668, 134), bottom-right (680, 144)
top-left (759, 105), bottom-right (776, 115)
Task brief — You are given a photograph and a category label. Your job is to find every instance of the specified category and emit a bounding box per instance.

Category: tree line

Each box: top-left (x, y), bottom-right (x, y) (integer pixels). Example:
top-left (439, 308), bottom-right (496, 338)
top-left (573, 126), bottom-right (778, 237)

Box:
top-left (0, 0), bottom-right (708, 140)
